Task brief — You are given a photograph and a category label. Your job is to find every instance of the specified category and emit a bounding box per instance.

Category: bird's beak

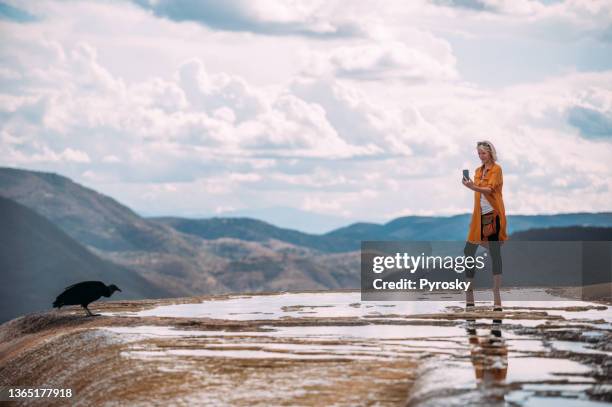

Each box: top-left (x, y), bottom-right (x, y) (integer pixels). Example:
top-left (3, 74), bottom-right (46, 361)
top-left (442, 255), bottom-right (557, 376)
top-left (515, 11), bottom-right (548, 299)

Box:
top-left (117, 287), bottom-right (122, 292)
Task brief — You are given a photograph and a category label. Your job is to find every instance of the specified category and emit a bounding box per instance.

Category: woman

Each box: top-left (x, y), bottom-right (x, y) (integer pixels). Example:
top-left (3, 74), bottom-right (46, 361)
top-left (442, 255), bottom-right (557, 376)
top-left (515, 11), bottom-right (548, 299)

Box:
top-left (462, 140), bottom-right (507, 311)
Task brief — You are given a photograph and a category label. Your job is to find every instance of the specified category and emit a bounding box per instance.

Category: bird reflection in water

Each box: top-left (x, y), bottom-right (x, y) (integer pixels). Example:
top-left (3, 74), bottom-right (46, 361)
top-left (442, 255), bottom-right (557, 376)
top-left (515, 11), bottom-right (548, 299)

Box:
top-left (466, 319), bottom-right (508, 383)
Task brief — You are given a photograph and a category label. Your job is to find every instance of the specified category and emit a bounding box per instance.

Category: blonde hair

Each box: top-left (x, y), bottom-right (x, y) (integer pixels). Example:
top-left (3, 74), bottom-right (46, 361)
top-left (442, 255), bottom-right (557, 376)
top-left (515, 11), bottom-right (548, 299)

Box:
top-left (477, 140), bottom-right (497, 161)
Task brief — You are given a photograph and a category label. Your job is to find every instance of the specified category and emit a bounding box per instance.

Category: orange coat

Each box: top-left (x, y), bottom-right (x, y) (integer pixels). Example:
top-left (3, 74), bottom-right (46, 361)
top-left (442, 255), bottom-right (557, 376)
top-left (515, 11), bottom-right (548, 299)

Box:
top-left (467, 163), bottom-right (508, 244)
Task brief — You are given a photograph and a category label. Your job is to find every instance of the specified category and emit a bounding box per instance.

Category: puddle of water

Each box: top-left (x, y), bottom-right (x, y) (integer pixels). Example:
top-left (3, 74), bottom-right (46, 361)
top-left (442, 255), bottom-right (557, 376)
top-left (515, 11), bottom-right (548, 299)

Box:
top-left (107, 291), bottom-right (609, 324)
top-left (550, 341), bottom-right (612, 355)
top-left (216, 342), bottom-right (409, 357)
top-left (408, 355), bottom-right (596, 407)
top-left (504, 357), bottom-right (593, 383)
top-left (581, 331), bottom-right (607, 340)
top-left (105, 326), bottom-right (217, 337)
top-left (506, 339), bottom-right (547, 352)
top-left (506, 394), bottom-right (610, 407)
top-left (113, 292), bottom-right (449, 320)
top-left (123, 349), bottom-right (372, 360)
top-left (521, 383), bottom-right (593, 392)
top-left (104, 325), bottom-right (463, 341)
top-left (265, 324), bottom-right (465, 339)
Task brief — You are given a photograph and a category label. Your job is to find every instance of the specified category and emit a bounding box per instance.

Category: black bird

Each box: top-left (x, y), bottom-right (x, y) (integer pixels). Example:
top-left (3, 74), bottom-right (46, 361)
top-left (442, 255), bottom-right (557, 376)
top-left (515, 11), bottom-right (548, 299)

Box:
top-left (53, 281), bottom-right (122, 316)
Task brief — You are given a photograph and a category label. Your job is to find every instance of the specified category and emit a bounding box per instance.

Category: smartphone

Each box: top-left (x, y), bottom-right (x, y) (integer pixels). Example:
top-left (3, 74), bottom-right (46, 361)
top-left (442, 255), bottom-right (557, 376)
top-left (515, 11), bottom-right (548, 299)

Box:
top-left (462, 169), bottom-right (469, 181)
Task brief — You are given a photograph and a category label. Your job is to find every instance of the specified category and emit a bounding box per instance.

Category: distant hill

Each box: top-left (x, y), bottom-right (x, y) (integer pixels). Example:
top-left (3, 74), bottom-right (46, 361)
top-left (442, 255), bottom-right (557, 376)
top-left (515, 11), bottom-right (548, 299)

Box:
top-left (0, 167), bottom-right (196, 253)
top-left (0, 197), bottom-right (169, 323)
top-left (212, 206), bottom-right (357, 234)
top-left (153, 217), bottom-right (356, 253)
top-left (158, 213), bottom-right (612, 252)
top-left (510, 226), bottom-right (612, 241)
top-left (326, 213), bottom-right (612, 243)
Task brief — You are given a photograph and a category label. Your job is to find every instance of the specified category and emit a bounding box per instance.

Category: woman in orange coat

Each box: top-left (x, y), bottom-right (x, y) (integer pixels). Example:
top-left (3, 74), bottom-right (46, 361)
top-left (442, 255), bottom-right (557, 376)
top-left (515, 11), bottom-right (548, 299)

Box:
top-left (462, 140), bottom-right (507, 311)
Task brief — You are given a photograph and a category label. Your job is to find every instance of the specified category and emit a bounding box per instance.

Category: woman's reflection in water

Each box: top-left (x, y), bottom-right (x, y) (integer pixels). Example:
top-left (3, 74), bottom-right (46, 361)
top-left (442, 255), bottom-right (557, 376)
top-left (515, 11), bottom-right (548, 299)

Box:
top-left (466, 319), bottom-right (508, 383)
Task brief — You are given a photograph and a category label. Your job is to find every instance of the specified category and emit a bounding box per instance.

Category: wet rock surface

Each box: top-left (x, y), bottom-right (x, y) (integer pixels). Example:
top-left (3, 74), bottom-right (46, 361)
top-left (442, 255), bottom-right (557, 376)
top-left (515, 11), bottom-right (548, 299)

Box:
top-left (0, 290), bottom-right (610, 406)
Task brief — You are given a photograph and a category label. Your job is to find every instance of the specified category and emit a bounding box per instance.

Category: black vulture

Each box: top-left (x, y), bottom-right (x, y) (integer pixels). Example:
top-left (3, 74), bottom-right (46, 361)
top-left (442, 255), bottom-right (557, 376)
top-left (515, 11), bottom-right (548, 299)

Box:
top-left (53, 281), bottom-right (121, 316)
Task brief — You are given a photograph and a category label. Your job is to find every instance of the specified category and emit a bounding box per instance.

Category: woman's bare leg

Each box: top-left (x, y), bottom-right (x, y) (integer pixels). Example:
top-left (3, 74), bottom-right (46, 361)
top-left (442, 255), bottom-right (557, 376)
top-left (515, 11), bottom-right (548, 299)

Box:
top-left (493, 275), bottom-right (502, 307)
top-left (463, 242), bottom-right (478, 307)
top-left (490, 216), bottom-right (502, 308)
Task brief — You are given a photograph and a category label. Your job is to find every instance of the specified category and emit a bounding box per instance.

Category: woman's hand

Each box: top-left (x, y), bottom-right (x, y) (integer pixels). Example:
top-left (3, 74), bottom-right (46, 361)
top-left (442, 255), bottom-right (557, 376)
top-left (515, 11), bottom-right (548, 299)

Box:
top-left (463, 179), bottom-right (492, 194)
top-left (462, 179), bottom-right (476, 190)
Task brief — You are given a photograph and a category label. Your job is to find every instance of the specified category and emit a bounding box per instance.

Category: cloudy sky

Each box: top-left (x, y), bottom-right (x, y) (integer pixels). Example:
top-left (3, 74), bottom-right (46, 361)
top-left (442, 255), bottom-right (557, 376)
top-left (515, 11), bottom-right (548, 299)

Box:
top-left (1, 0), bottom-right (611, 232)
